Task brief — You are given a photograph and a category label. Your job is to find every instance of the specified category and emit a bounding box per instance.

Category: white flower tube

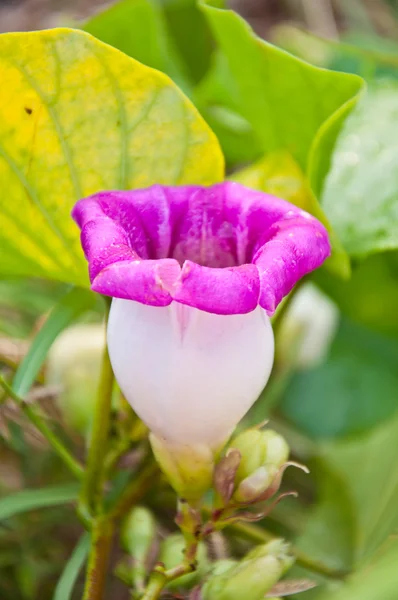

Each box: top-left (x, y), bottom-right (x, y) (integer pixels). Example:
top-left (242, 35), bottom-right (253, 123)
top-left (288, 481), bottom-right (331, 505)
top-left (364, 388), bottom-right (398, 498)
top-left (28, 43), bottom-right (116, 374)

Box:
top-left (107, 299), bottom-right (274, 449)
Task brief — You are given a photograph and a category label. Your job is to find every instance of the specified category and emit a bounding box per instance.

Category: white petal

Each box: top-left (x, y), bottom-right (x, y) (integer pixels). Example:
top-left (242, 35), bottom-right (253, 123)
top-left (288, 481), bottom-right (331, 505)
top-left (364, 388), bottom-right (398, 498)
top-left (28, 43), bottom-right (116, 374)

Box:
top-left (107, 299), bottom-right (274, 446)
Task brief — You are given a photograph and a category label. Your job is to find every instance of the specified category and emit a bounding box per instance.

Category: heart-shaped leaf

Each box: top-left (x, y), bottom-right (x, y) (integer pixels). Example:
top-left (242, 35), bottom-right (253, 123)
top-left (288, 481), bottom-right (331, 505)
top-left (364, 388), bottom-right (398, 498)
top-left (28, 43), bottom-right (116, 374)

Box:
top-left (0, 29), bottom-right (223, 286)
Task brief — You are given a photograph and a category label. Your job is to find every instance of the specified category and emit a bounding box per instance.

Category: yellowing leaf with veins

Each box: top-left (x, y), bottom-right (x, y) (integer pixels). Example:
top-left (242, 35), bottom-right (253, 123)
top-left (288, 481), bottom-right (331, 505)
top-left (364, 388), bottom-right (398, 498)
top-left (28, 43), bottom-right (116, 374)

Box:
top-left (0, 29), bottom-right (224, 286)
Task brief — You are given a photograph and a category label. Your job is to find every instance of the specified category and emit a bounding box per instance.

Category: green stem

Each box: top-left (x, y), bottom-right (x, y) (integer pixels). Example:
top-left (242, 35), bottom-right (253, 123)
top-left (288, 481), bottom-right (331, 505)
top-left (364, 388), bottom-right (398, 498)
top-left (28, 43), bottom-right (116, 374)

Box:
top-left (228, 521), bottom-right (349, 579)
top-left (83, 518), bottom-right (114, 600)
top-left (139, 498), bottom-right (199, 600)
top-left (0, 375), bottom-right (83, 479)
top-left (139, 562), bottom-right (196, 600)
top-left (80, 300), bottom-right (114, 516)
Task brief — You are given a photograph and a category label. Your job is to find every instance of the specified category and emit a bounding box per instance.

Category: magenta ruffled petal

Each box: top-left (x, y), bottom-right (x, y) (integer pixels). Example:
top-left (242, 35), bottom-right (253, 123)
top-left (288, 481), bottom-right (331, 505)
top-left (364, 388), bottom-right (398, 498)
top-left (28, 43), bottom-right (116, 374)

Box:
top-left (173, 261), bottom-right (260, 315)
top-left (72, 182), bottom-right (331, 315)
top-left (91, 259), bottom-right (181, 306)
top-left (254, 216), bottom-right (330, 314)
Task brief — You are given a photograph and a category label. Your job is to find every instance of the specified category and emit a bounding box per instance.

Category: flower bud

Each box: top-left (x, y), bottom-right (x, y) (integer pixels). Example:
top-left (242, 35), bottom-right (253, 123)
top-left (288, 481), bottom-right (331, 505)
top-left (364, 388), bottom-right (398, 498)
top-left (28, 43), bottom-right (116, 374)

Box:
top-left (231, 429), bottom-right (289, 483)
top-left (46, 324), bottom-right (105, 434)
top-left (121, 506), bottom-right (156, 590)
top-left (150, 434), bottom-right (215, 502)
top-left (202, 539), bottom-right (294, 600)
top-left (208, 559), bottom-right (238, 577)
top-left (234, 465), bottom-right (278, 503)
top-left (159, 533), bottom-right (208, 591)
top-left (260, 430), bottom-right (290, 469)
top-left (243, 539), bottom-right (293, 566)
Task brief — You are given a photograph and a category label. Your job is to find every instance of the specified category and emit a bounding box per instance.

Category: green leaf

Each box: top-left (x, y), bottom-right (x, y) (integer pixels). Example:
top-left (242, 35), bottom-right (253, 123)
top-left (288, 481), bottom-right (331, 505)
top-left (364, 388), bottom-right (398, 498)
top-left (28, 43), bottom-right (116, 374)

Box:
top-left (194, 51), bottom-right (263, 167)
top-left (318, 539), bottom-right (398, 600)
top-left (281, 317), bottom-right (398, 438)
top-left (292, 413), bottom-right (398, 581)
top-left (12, 287), bottom-right (97, 397)
top-left (83, 0), bottom-right (215, 90)
top-left (199, 1), bottom-right (363, 276)
top-left (0, 483), bottom-right (79, 521)
top-left (322, 82), bottom-right (398, 258)
top-left (295, 464), bottom-right (356, 573)
top-left (0, 28), bottom-right (223, 285)
top-left (320, 413), bottom-right (398, 562)
top-left (83, 0), bottom-right (191, 92)
top-left (157, 0), bottom-right (215, 84)
top-left (54, 533), bottom-right (90, 600)
top-left (200, 1), bottom-right (364, 193)
top-left (295, 412), bottom-right (398, 574)
top-left (315, 251), bottom-right (398, 337)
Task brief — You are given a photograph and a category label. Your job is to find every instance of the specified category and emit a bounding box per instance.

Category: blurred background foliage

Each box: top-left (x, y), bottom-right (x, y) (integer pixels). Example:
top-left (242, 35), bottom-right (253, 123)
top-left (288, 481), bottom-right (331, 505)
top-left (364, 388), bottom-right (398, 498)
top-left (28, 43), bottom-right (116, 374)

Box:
top-left (1, 0), bottom-right (398, 599)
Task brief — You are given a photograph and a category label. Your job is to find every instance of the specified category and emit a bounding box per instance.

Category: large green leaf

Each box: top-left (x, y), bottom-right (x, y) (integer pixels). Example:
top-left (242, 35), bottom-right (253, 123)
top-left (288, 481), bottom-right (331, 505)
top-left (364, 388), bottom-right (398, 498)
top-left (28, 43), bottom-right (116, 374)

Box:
top-left (320, 413), bottom-right (398, 563)
top-left (318, 539), bottom-right (398, 600)
top-left (295, 412), bottom-right (398, 579)
top-left (322, 82), bottom-right (398, 258)
top-left (0, 483), bottom-right (79, 521)
top-left (84, 0), bottom-right (190, 91)
top-left (84, 0), bottom-right (214, 90)
top-left (0, 28), bottom-right (223, 285)
top-left (198, 1), bottom-right (363, 277)
top-left (291, 413), bottom-right (398, 590)
top-left (200, 1), bottom-right (364, 196)
top-left (295, 464), bottom-right (356, 574)
top-left (281, 317), bottom-right (398, 438)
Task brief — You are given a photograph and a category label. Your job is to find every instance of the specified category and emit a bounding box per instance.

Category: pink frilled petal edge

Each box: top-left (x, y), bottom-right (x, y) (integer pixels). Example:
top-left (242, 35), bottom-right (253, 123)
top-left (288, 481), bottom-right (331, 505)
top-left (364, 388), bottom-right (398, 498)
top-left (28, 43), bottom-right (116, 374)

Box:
top-left (72, 182), bottom-right (331, 316)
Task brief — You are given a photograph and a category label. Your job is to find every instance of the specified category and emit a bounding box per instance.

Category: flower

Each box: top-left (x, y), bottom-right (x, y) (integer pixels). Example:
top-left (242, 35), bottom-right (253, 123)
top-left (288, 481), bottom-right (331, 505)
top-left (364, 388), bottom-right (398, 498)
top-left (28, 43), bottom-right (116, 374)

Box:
top-left (72, 182), bottom-right (330, 316)
top-left (72, 182), bottom-right (329, 497)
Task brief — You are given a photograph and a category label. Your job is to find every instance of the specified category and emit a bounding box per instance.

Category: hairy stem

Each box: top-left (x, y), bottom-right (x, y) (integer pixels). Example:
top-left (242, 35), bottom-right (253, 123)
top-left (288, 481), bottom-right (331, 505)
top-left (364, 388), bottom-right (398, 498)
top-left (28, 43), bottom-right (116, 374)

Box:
top-left (0, 375), bottom-right (83, 479)
top-left (139, 562), bottom-right (196, 600)
top-left (80, 299), bottom-right (114, 517)
top-left (83, 518), bottom-right (114, 600)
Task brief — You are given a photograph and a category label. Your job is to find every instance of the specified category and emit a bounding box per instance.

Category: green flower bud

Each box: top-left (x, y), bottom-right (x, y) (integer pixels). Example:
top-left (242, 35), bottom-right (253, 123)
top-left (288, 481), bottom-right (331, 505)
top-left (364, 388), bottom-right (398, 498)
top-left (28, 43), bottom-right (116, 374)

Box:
top-left (202, 539), bottom-right (294, 600)
top-left (159, 533), bottom-right (208, 591)
top-left (231, 430), bottom-right (267, 482)
top-left (261, 430), bottom-right (289, 469)
top-left (150, 434), bottom-right (215, 502)
top-left (234, 465), bottom-right (278, 503)
top-left (231, 429), bottom-right (289, 482)
top-left (46, 324), bottom-right (105, 435)
top-left (121, 506), bottom-right (156, 589)
top-left (208, 559), bottom-right (238, 577)
top-left (243, 539), bottom-right (293, 570)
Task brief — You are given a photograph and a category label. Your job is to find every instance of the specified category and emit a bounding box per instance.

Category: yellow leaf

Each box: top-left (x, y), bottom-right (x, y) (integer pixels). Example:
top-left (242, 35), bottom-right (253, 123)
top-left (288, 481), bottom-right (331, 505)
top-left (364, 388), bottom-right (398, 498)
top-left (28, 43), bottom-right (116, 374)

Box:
top-left (0, 29), bottom-right (224, 286)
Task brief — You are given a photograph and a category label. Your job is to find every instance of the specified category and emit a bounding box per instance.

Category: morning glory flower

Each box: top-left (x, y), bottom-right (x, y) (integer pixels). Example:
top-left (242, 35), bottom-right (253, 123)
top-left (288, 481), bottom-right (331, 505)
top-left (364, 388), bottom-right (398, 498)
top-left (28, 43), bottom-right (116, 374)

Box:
top-left (72, 182), bottom-right (330, 453)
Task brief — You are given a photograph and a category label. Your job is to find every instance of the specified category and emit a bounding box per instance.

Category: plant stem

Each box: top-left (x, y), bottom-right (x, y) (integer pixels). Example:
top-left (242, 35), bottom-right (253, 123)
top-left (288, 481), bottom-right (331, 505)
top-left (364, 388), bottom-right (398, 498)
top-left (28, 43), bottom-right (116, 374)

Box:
top-left (0, 374), bottom-right (83, 479)
top-left (139, 563), bottom-right (196, 600)
top-left (80, 300), bottom-right (114, 516)
top-left (83, 518), bottom-right (114, 600)
top-left (139, 499), bottom-right (199, 599)
top-left (228, 521), bottom-right (349, 579)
